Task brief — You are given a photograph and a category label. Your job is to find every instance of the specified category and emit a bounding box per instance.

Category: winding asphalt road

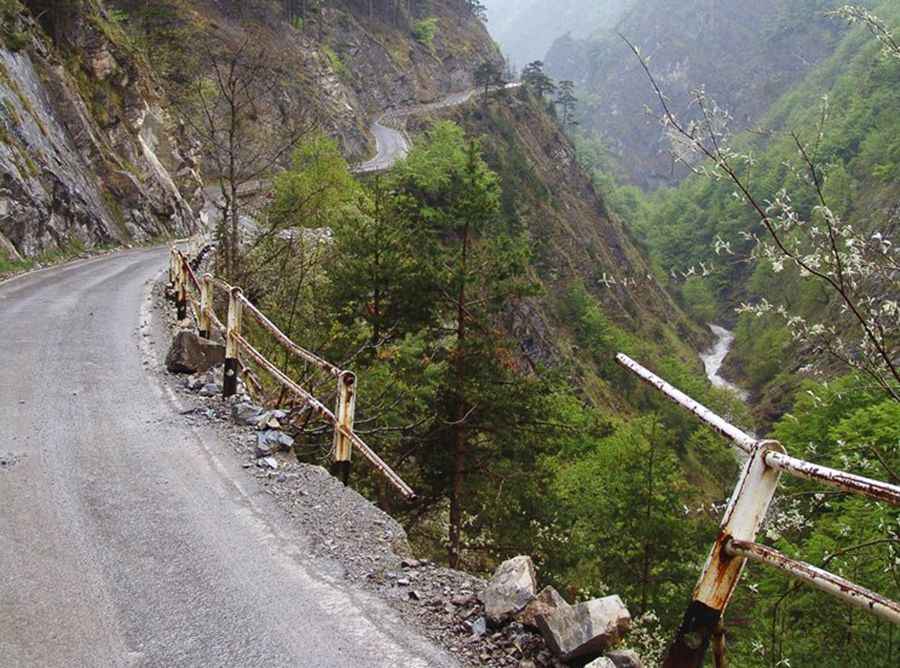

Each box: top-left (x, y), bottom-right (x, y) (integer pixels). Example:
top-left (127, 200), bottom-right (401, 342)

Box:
top-left (355, 84), bottom-right (520, 173)
top-left (0, 249), bottom-right (455, 667)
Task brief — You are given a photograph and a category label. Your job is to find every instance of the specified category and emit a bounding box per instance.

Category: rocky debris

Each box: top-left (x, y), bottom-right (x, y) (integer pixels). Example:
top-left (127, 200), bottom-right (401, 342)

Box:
top-left (165, 331), bottom-right (225, 374)
top-left (255, 430), bottom-right (294, 458)
top-left (517, 586), bottom-right (568, 630)
top-left (606, 649), bottom-right (644, 668)
top-left (537, 595), bottom-right (632, 662)
top-left (232, 402), bottom-right (263, 426)
top-left (258, 456), bottom-right (279, 470)
top-left (481, 555), bottom-right (539, 624)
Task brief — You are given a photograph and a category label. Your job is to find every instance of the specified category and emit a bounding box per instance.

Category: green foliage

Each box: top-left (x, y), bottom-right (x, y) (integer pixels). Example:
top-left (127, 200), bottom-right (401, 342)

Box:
top-left (727, 375), bottom-right (900, 667)
top-left (412, 17), bottom-right (438, 47)
top-left (322, 45), bottom-right (348, 78)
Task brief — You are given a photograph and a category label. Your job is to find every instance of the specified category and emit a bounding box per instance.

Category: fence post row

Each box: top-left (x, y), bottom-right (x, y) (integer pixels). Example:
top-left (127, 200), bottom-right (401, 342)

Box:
top-left (224, 286), bottom-right (243, 398)
top-left (331, 371), bottom-right (357, 484)
top-left (663, 440), bottom-right (784, 668)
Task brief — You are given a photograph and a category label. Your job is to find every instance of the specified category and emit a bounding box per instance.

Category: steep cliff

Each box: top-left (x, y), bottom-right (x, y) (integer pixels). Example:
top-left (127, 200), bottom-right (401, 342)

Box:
top-left (0, 1), bottom-right (198, 261)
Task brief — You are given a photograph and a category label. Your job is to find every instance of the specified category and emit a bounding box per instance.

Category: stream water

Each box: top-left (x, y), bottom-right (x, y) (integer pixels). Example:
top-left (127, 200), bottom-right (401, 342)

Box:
top-left (700, 324), bottom-right (750, 402)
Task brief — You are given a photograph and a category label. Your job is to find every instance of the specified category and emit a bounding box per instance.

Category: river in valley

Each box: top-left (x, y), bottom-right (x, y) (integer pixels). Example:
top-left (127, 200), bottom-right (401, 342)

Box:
top-left (700, 324), bottom-right (750, 402)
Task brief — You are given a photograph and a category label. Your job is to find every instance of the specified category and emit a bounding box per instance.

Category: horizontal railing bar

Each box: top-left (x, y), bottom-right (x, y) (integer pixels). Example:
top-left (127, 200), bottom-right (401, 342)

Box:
top-left (235, 334), bottom-right (415, 499)
top-left (211, 277), bottom-right (233, 292)
top-left (235, 333), bottom-right (334, 420)
top-left (726, 538), bottom-right (900, 625)
top-left (236, 293), bottom-right (342, 377)
top-left (341, 425), bottom-right (416, 500)
top-left (764, 450), bottom-right (900, 506)
top-left (616, 353), bottom-right (756, 453)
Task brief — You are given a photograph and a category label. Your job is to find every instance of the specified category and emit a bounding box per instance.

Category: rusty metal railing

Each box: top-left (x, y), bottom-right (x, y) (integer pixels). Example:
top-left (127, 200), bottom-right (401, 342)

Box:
top-left (616, 353), bottom-right (900, 668)
top-left (168, 245), bottom-right (416, 500)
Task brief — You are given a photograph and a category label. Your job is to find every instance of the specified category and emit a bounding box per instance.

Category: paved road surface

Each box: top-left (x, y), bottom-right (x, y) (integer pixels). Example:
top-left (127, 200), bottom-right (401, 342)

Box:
top-left (355, 84), bottom-right (519, 174)
top-left (0, 249), bottom-right (455, 667)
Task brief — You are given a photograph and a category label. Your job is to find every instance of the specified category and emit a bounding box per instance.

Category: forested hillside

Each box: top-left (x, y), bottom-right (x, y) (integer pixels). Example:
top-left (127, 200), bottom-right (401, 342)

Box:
top-left (546, 0), bottom-right (854, 189)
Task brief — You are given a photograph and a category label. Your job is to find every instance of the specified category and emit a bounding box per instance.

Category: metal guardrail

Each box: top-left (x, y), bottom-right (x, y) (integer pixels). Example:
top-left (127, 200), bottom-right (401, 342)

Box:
top-left (169, 246), bottom-right (416, 500)
top-left (616, 353), bottom-right (900, 668)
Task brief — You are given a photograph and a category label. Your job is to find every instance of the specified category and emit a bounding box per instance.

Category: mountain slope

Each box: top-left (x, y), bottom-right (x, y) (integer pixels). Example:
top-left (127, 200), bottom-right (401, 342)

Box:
top-left (545, 0), bottom-right (855, 189)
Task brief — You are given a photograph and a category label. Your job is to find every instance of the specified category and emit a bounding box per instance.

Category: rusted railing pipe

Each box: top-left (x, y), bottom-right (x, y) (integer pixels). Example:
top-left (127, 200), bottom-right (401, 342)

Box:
top-left (763, 450), bottom-right (900, 506)
top-left (236, 293), bottom-right (342, 377)
top-left (726, 538), bottom-right (900, 625)
top-left (223, 287), bottom-right (243, 398)
top-left (236, 334), bottom-right (416, 500)
top-left (663, 441), bottom-right (785, 667)
top-left (616, 353), bottom-right (756, 453)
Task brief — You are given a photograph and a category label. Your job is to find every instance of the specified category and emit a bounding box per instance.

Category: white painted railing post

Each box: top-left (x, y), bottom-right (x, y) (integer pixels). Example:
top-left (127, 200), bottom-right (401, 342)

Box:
top-left (175, 254), bottom-right (187, 322)
top-left (331, 370), bottom-right (356, 484)
top-left (223, 286), bottom-right (243, 398)
top-left (663, 440), bottom-right (785, 668)
top-left (199, 273), bottom-right (213, 339)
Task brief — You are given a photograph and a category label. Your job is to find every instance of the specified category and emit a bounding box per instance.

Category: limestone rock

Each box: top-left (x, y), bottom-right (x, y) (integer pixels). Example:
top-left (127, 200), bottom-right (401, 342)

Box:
top-left (516, 586), bottom-right (569, 630)
top-left (480, 555), bottom-right (538, 624)
top-left (165, 331), bottom-right (225, 374)
top-left (607, 649), bottom-right (644, 668)
top-left (585, 659), bottom-right (615, 668)
top-left (537, 595), bottom-right (632, 661)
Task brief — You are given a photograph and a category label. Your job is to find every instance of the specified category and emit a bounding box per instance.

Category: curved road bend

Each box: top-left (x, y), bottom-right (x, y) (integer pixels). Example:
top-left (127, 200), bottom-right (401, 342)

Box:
top-left (0, 248), bottom-right (456, 667)
top-left (355, 84), bottom-right (520, 174)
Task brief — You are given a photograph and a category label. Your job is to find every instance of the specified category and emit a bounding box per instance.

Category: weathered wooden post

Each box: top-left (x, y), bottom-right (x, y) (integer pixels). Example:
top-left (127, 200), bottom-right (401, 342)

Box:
top-left (199, 273), bottom-right (213, 339)
top-left (331, 370), bottom-right (356, 484)
top-left (223, 286), bottom-right (243, 398)
top-left (663, 440), bottom-right (784, 668)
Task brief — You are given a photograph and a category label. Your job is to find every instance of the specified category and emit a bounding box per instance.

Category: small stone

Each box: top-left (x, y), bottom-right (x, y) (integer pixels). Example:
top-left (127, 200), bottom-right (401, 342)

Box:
top-left (469, 616), bottom-right (487, 637)
top-left (408, 590), bottom-right (423, 601)
top-left (232, 402), bottom-right (263, 425)
top-left (401, 558), bottom-right (421, 568)
top-left (258, 457), bottom-right (278, 470)
top-left (397, 578), bottom-right (411, 586)
top-left (199, 383), bottom-right (220, 397)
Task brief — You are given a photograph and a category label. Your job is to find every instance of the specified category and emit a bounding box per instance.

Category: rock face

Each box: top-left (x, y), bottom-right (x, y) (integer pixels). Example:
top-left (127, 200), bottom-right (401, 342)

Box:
top-left (537, 595), bottom-right (632, 661)
top-left (0, 7), bottom-right (198, 262)
top-left (481, 555), bottom-right (538, 624)
top-left (516, 586), bottom-right (568, 630)
top-left (165, 331), bottom-right (225, 374)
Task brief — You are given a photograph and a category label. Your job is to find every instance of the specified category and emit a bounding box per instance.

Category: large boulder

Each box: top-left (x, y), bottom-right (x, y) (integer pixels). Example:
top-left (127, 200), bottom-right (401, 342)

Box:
top-left (165, 331), bottom-right (225, 374)
top-left (481, 555), bottom-right (538, 624)
top-left (516, 586), bottom-right (569, 630)
top-left (537, 595), bottom-right (632, 661)
top-left (607, 649), bottom-right (644, 668)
